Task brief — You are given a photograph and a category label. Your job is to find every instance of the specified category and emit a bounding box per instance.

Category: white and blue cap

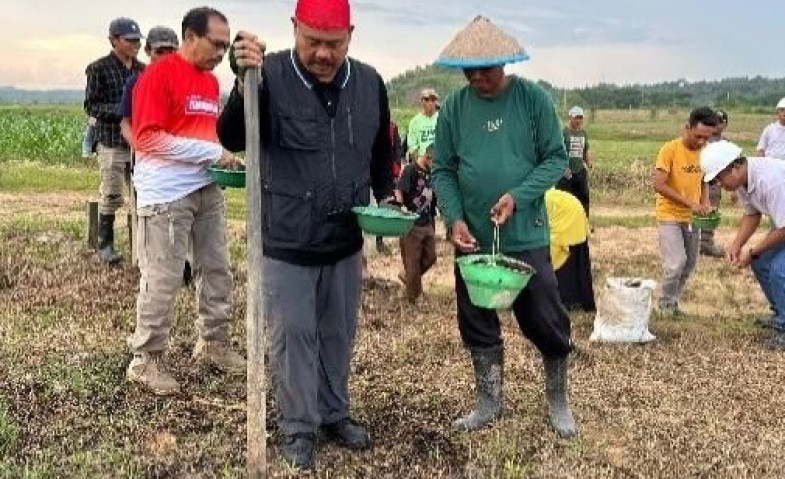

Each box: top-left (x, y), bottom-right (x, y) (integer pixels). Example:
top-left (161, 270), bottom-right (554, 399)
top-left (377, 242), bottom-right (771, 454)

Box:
top-left (569, 106), bottom-right (585, 117)
top-left (434, 16), bottom-right (529, 69)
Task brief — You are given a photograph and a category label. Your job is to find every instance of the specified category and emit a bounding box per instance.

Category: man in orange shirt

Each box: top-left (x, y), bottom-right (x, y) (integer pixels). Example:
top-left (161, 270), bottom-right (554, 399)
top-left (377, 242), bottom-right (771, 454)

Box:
top-left (653, 107), bottom-right (716, 315)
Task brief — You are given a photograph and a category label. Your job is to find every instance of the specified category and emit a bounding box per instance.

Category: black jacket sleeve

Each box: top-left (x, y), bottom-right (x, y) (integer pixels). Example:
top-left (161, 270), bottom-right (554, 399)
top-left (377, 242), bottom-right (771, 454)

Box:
top-left (370, 75), bottom-right (394, 202)
top-left (84, 62), bottom-right (122, 122)
top-left (217, 75), bottom-right (271, 153)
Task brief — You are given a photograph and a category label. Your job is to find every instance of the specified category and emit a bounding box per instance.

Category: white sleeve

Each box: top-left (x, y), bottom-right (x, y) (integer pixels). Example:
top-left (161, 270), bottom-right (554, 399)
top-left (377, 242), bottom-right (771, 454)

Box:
top-left (763, 183), bottom-right (785, 228)
top-left (757, 125), bottom-right (771, 151)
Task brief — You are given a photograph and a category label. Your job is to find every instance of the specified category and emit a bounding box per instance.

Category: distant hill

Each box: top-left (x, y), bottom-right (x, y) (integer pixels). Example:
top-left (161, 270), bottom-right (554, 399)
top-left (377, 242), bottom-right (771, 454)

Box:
top-left (386, 65), bottom-right (467, 108)
top-left (386, 66), bottom-right (785, 111)
top-left (0, 86), bottom-right (83, 104)
top-left (3, 70), bottom-right (784, 111)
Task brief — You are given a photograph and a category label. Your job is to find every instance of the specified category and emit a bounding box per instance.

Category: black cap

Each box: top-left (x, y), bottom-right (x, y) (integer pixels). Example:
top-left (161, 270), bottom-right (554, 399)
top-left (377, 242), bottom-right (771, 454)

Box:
top-left (146, 26), bottom-right (179, 49)
top-left (109, 17), bottom-right (143, 40)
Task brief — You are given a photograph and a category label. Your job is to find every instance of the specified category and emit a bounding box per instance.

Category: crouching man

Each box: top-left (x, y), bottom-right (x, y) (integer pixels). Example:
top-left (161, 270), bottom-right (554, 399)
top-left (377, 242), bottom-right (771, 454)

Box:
top-left (701, 140), bottom-right (785, 350)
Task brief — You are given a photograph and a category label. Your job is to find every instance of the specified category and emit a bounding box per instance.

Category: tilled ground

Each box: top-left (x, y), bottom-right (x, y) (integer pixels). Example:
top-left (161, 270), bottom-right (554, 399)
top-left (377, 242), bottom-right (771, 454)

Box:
top-left (1, 215), bottom-right (783, 478)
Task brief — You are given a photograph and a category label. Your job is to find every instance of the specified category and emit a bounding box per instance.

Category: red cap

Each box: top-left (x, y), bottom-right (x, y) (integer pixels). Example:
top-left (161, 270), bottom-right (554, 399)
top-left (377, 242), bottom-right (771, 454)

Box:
top-left (295, 0), bottom-right (351, 31)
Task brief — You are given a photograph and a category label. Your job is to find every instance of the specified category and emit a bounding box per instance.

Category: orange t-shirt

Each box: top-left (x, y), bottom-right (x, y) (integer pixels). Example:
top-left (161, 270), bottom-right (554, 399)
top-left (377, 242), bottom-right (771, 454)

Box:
top-left (654, 138), bottom-right (703, 222)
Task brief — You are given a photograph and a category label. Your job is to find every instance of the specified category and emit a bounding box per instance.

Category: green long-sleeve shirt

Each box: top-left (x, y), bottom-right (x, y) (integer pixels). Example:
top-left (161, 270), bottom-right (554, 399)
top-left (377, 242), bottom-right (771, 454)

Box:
top-left (432, 76), bottom-right (568, 253)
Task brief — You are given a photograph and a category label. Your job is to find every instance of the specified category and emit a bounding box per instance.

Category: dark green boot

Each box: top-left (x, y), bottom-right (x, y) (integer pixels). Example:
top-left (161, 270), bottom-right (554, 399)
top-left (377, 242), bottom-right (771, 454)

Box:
top-left (544, 355), bottom-right (578, 438)
top-left (97, 214), bottom-right (123, 265)
top-left (453, 345), bottom-right (503, 431)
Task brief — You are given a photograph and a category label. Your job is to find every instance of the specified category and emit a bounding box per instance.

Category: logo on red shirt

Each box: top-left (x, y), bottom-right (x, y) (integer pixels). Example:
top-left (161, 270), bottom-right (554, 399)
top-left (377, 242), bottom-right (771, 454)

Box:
top-left (185, 95), bottom-right (219, 116)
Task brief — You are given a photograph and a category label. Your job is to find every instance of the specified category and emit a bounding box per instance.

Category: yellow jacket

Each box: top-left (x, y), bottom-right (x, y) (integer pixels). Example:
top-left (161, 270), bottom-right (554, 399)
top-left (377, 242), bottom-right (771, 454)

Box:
top-left (545, 189), bottom-right (589, 270)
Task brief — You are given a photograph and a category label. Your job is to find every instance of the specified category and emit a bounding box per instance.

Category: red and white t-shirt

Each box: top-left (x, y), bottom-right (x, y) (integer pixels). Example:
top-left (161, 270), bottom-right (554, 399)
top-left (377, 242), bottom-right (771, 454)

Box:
top-left (131, 53), bottom-right (223, 207)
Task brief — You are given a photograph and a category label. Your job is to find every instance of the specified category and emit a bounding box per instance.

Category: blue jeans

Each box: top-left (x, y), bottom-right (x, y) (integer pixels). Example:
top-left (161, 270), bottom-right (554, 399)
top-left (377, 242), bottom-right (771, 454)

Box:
top-left (751, 243), bottom-right (785, 329)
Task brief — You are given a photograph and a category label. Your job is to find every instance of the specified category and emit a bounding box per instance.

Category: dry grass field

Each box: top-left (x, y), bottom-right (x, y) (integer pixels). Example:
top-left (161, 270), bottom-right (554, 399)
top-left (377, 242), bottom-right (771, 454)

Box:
top-left (1, 108), bottom-right (783, 477)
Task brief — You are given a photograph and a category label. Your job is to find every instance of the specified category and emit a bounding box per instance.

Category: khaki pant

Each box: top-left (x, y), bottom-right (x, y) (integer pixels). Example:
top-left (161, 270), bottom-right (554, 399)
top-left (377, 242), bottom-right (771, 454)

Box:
top-left (399, 224), bottom-right (437, 301)
top-left (657, 222), bottom-right (700, 309)
top-left (97, 144), bottom-right (132, 215)
top-left (130, 183), bottom-right (233, 354)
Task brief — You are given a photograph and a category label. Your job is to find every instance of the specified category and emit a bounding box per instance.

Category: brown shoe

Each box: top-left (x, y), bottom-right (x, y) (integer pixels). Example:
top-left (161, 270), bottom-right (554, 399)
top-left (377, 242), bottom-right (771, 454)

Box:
top-left (127, 353), bottom-right (180, 396)
top-left (192, 339), bottom-right (246, 374)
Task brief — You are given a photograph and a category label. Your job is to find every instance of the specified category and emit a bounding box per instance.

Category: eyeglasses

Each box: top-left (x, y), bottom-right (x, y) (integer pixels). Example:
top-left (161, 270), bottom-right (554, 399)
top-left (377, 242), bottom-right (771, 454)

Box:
top-left (204, 36), bottom-right (230, 52)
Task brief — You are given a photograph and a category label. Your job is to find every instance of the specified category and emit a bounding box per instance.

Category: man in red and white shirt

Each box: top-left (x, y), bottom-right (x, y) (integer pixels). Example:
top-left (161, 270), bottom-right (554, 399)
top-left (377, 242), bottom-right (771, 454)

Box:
top-left (126, 6), bottom-right (244, 395)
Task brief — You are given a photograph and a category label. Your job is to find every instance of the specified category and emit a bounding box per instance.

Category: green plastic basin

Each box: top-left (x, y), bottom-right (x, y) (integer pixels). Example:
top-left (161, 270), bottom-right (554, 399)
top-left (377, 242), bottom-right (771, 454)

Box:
top-left (456, 254), bottom-right (536, 310)
top-left (352, 206), bottom-right (418, 237)
top-left (208, 165), bottom-right (246, 188)
top-left (692, 211), bottom-right (721, 230)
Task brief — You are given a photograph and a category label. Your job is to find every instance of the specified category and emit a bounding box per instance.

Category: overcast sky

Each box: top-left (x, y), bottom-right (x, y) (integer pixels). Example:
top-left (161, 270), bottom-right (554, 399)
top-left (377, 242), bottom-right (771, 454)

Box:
top-left (3, 0), bottom-right (783, 91)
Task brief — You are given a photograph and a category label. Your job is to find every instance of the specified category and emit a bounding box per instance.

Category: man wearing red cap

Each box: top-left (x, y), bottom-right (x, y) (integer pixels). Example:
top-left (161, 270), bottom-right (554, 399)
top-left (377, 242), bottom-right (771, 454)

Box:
top-left (218, 0), bottom-right (394, 469)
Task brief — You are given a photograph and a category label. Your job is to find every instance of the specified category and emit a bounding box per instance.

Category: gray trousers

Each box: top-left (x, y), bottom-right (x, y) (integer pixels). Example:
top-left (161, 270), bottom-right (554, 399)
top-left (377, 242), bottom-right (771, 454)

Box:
top-left (658, 222), bottom-right (700, 308)
top-left (263, 252), bottom-right (363, 436)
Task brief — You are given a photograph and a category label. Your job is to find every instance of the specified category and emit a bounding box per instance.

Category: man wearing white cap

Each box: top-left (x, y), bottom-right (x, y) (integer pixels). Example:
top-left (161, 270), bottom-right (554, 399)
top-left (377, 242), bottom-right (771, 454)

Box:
top-left (701, 140), bottom-right (785, 349)
top-left (557, 106), bottom-right (592, 215)
top-left (755, 98), bottom-right (785, 160)
top-left (406, 88), bottom-right (439, 161)
top-left (432, 16), bottom-right (577, 438)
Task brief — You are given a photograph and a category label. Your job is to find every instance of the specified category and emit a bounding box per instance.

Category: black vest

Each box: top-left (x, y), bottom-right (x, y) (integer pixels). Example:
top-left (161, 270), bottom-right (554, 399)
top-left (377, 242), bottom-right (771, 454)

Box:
top-left (262, 50), bottom-right (381, 264)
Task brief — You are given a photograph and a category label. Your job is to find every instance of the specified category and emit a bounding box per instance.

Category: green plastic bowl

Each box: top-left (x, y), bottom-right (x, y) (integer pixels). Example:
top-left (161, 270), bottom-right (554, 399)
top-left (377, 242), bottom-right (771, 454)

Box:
top-left (456, 254), bottom-right (536, 310)
top-left (352, 206), bottom-right (418, 237)
top-left (692, 211), bottom-right (721, 230)
top-left (208, 165), bottom-right (246, 188)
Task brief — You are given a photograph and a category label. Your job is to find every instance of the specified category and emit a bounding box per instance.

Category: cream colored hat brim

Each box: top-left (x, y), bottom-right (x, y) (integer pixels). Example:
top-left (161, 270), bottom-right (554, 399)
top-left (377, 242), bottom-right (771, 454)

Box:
top-left (434, 15), bottom-right (529, 68)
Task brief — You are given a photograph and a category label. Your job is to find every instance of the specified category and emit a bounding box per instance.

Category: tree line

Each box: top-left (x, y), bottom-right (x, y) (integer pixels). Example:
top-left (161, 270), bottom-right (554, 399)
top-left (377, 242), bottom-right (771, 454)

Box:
top-left (387, 65), bottom-right (785, 112)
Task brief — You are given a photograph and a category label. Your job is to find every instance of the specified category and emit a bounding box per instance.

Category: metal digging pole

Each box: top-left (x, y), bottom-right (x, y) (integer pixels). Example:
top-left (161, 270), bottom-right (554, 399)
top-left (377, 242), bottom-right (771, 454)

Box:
top-left (243, 66), bottom-right (266, 478)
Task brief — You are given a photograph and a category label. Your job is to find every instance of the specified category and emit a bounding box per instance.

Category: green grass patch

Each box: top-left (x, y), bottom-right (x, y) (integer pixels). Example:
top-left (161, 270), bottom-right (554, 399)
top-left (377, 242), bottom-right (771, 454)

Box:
top-left (0, 397), bottom-right (20, 459)
top-left (223, 188), bottom-right (246, 222)
top-left (0, 162), bottom-right (98, 192)
top-left (0, 462), bottom-right (57, 479)
top-left (37, 354), bottom-right (125, 400)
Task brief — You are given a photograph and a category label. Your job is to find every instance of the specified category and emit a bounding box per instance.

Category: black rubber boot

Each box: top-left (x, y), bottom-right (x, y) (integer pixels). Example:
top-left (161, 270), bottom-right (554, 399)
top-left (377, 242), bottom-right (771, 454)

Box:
top-left (97, 214), bottom-right (123, 265)
top-left (700, 229), bottom-right (725, 258)
top-left (544, 355), bottom-right (578, 438)
top-left (452, 345), bottom-right (503, 431)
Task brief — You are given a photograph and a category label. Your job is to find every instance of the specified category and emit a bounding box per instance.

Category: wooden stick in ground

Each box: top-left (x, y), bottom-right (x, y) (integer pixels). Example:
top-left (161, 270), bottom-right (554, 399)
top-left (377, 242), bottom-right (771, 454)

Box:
top-left (244, 66), bottom-right (266, 479)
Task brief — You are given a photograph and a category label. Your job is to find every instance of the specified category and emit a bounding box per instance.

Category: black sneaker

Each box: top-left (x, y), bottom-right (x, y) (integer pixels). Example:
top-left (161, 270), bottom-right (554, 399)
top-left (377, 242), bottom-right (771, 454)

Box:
top-left (280, 433), bottom-right (316, 469)
top-left (322, 418), bottom-right (371, 450)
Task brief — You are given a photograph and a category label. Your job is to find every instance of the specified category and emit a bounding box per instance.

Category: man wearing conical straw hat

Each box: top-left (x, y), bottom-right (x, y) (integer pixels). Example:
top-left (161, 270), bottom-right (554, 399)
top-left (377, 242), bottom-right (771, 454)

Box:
top-left (431, 16), bottom-right (578, 438)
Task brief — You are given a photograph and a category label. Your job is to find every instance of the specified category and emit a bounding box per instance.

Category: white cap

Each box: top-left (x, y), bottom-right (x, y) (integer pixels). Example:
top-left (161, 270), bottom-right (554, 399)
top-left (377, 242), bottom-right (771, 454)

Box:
top-left (569, 106), bottom-right (584, 117)
top-left (700, 140), bottom-right (743, 182)
top-left (777, 97), bottom-right (785, 109)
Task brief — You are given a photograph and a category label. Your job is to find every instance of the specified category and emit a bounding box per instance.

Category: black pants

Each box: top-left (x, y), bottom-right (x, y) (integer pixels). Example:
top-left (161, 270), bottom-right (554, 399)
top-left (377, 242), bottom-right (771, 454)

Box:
top-left (455, 247), bottom-right (572, 358)
top-left (555, 241), bottom-right (596, 312)
top-left (556, 169), bottom-right (590, 216)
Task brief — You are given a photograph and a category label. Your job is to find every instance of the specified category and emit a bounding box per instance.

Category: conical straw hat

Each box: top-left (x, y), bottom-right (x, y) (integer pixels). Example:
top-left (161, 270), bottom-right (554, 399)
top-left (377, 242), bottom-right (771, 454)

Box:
top-left (435, 15), bottom-right (529, 68)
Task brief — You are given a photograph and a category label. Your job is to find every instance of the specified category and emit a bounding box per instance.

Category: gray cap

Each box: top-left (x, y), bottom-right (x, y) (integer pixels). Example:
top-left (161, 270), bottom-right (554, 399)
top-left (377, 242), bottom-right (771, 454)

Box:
top-left (109, 17), bottom-right (143, 40)
top-left (147, 26), bottom-right (179, 49)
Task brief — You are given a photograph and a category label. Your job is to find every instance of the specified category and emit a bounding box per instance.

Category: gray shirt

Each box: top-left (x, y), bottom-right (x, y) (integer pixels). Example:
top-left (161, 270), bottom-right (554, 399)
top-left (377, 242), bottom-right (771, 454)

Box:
top-left (737, 157), bottom-right (785, 228)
